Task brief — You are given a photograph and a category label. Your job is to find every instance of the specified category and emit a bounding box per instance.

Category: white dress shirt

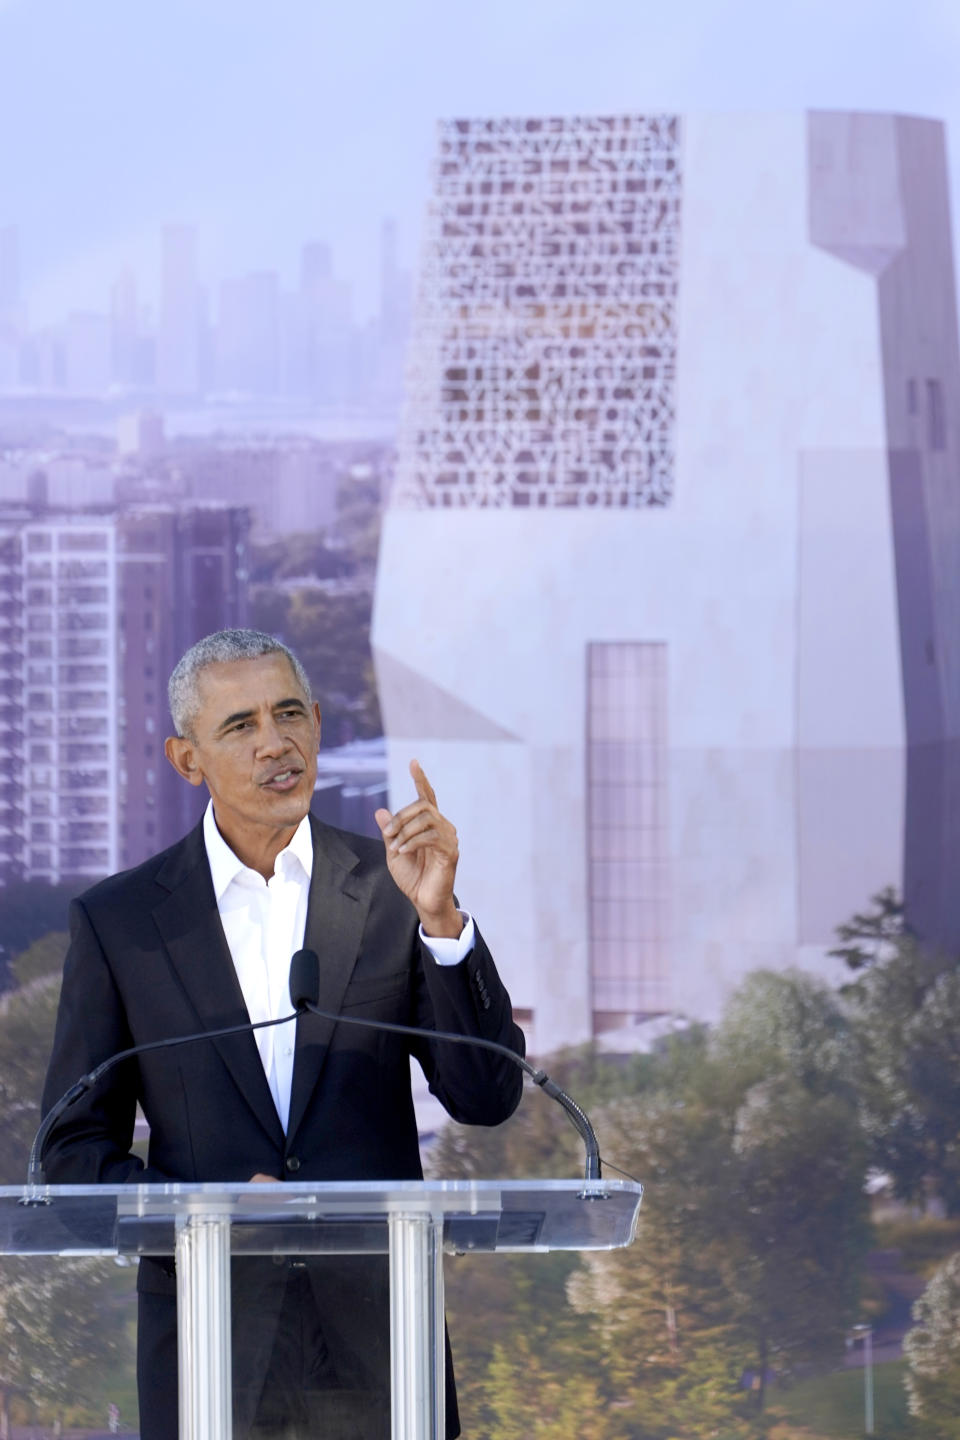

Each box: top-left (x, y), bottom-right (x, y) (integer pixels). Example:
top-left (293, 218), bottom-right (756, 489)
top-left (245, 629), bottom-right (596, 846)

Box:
top-left (203, 801), bottom-right (475, 1132)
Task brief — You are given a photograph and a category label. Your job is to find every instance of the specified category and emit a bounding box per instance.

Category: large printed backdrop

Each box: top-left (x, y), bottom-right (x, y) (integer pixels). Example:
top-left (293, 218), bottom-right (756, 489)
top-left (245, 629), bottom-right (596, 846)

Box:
top-left (2, 3), bottom-right (960, 1435)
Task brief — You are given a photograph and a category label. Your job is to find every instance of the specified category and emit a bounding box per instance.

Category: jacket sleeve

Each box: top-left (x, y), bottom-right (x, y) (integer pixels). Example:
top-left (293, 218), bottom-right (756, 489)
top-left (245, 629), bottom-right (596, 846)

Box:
top-left (40, 898), bottom-right (172, 1185)
top-left (408, 921), bottom-right (526, 1127)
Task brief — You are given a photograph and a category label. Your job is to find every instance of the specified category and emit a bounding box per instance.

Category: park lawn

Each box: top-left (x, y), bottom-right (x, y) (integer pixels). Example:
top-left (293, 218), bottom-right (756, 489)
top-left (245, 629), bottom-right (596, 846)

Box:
top-left (768, 1361), bottom-right (914, 1439)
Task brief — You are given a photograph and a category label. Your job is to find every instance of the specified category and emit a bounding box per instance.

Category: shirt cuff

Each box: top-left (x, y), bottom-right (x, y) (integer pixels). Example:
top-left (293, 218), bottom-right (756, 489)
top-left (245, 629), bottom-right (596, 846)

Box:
top-left (419, 911), bottom-right (476, 966)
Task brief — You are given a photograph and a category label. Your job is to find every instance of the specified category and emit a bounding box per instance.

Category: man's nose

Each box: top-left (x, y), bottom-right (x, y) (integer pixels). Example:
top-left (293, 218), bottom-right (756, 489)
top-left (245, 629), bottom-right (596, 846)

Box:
top-left (256, 718), bottom-right (288, 755)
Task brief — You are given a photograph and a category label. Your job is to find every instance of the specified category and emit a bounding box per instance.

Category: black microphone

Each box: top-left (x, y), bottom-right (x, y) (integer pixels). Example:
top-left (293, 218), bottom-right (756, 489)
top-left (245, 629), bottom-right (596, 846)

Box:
top-left (26, 965), bottom-right (313, 1198)
top-left (289, 948), bottom-right (602, 1183)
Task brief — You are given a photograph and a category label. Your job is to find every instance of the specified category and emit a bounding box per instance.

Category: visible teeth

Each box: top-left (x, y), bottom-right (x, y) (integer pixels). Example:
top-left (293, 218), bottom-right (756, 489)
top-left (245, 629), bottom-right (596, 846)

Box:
top-left (272, 771), bottom-right (292, 783)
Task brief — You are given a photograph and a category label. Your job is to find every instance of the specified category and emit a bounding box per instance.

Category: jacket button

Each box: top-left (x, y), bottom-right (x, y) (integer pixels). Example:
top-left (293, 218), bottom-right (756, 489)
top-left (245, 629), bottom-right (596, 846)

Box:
top-left (285, 1156), bottom-right (301, 1172)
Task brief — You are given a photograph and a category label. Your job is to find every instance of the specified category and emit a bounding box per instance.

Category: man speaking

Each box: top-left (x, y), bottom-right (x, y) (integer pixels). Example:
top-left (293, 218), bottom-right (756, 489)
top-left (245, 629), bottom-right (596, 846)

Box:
top-left (41, 628), bottom-right (525, 1439)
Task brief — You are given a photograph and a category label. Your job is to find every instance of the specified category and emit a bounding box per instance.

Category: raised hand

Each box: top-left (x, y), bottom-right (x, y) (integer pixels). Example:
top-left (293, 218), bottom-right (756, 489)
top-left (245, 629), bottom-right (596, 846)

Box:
top-left (374, 760), bottom-right (463, 938)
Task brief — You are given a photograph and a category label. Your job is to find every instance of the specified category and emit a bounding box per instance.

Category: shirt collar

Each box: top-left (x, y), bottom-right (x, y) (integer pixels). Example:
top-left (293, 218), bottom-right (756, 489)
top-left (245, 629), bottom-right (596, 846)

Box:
top-left (202, 799), bottom-right (314, 900)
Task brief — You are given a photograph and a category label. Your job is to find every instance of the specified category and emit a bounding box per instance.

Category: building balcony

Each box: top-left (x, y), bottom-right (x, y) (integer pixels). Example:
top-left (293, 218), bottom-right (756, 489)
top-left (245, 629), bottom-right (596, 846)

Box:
top-left (59, 846), bottom-right (110, 873)
top-left (62, 769), bottom-right (110, 792)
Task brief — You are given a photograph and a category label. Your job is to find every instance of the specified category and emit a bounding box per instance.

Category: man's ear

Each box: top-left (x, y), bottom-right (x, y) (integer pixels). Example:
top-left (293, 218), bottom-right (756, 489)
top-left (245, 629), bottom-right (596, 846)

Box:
top-left (164, 735), bottom-right (205, 787)
top-left (313, 701), bottom-right (322, 750)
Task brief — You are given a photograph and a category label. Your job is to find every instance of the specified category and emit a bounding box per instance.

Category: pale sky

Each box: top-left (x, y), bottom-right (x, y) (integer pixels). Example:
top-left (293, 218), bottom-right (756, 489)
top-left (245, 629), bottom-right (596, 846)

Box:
top-left (2, 0), bottom-right (959, 324)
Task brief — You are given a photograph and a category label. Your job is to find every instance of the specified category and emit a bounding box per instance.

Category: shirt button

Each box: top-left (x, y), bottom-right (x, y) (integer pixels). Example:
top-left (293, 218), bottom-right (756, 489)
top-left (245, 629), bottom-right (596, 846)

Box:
top-left (285, 1156), bottom-right (301, 1173)
top-left (284, 1046), bottom-right (294, 1057)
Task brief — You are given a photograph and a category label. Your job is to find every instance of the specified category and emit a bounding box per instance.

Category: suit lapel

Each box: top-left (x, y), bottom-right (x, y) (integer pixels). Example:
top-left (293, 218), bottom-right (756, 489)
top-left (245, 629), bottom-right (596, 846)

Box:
top-left (286, 817), bottom-right (374, 1146)
top-left (151, 823), bottom-right (286, 1151)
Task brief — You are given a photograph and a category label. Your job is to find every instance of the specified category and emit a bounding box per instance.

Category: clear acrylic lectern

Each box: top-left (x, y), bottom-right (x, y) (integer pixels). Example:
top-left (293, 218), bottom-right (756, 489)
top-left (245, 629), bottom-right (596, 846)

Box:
top-left (0, 1179), bottom-right (642, 1440)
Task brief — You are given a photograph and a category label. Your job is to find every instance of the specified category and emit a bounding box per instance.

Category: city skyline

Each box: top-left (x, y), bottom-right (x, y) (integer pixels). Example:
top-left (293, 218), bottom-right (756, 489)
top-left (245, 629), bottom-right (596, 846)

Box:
top-left (0, 218), bottom-right (411, 403)
top-left (1, 1), bottom-right (959, 337)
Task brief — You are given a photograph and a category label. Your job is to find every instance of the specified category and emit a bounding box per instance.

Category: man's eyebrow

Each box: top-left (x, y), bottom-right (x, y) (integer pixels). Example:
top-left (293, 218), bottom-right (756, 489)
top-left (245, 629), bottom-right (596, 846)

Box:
top-left (274, 697), bottom-right (308, 712)
top-left (216, 709), bottom-right (256, 733)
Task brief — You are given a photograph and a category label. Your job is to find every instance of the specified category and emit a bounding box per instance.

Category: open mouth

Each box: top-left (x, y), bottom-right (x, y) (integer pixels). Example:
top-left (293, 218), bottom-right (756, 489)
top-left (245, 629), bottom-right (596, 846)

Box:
top-left (260, 768), bottom-right (303, 793)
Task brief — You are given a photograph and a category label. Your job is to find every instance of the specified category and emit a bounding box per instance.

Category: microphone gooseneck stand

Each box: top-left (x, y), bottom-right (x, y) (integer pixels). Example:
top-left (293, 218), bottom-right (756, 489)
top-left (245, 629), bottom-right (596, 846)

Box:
top-left (288, 948), bottom-right (602, 1183)
top-left (30, 946), bottom-right (604, 1200)
top-left (25, 1009), bottom-right (300, 1201)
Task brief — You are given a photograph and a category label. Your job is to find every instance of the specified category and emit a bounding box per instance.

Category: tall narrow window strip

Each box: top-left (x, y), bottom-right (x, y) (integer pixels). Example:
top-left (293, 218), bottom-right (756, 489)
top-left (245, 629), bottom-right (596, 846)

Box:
top-left (586, 641), bottom-right (669, 1031)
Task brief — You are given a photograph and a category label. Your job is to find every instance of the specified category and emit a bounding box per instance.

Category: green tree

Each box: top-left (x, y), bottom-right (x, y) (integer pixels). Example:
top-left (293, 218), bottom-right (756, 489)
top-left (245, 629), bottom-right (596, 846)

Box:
top-left (0, 884), bottom-right (76, 985)
top-left (568, 982), bottom-right (870, 1432)
top-left (568, 1089), bottom-right (759, 1440)
top-left (11, 932), bottom-right (68, 988)
top-left (333, 458), bottom-right (385, 574)
top-left (903, 1249), bottom-right (960, 1437)
top-left (0, 934), bottom-right (138, 1431)
top-left (249, 585), bottom-right (381, 740)
top-left (248, 530), bottom-right (347, 584)
top-left (843, 912), bottom-right (960, 1212)
top-left (709, 973), bottom-right (870, 1396)
top-left (0, 936), bottom-right (66, 1183)
top-left (431, 973), bottom-right (871, 1438)
top-left (0, 1256), bottom-right (135, 1435)
top-left (829, 885), bottom-right (905, 971)
top-left (479, 1333), bottom-right (624, 1440)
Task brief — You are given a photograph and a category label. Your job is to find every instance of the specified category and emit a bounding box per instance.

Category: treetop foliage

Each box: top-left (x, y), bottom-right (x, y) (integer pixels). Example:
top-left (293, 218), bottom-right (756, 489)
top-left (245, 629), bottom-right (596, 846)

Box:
top-left (829, 884), bottom-right (905, 971)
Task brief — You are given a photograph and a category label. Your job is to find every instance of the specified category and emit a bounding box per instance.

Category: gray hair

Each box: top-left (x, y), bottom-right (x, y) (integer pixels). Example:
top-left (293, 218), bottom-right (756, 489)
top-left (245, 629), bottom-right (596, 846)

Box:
top-left (168, 629), bottom-right (312, 738)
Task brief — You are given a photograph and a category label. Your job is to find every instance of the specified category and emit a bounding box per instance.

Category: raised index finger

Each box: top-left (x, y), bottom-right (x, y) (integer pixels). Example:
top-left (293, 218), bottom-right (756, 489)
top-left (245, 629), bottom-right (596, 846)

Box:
top-left (410, 758), bottom-right (437, 808)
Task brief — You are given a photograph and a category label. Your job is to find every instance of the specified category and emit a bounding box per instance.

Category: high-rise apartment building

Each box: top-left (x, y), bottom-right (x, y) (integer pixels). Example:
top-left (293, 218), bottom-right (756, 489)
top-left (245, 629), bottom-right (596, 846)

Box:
top-left (0, 513), bottom-right (120, 885)
top-left (373, 112), bottom-right (960, 1053)
top-left (0, 502), bottom-right (249, 884)
top-left (118, 503), bottom-right (250, 868)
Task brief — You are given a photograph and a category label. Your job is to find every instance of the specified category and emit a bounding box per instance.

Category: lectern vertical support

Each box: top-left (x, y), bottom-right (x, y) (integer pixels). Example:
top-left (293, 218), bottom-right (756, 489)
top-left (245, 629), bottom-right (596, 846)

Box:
top-left (176, 1214), bottom-right (232, 1440)
top-left (389, 1210), bottom-right (445, 1440)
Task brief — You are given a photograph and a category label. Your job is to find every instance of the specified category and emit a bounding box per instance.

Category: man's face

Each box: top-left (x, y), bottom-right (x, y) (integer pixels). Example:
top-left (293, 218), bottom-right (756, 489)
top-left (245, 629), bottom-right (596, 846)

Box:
top-left (165, 653), bottom-right (321, 848)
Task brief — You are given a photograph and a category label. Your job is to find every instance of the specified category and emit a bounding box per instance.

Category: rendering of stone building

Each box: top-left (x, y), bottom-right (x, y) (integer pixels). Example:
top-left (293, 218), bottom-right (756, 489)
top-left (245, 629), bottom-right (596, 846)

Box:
top-left (373, 111), bottom-right (960, 1052)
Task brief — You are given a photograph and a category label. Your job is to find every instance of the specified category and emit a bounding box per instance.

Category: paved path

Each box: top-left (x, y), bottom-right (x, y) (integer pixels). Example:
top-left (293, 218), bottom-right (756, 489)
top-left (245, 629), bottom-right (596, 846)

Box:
top-left (842, 1249), bottom-right (925, 1368)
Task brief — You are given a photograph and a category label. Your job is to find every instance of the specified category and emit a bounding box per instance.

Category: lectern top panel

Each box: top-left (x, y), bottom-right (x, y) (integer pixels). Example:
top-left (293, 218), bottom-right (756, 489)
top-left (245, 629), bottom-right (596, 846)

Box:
top-left (0, 1179), bottom-right (642, 1257)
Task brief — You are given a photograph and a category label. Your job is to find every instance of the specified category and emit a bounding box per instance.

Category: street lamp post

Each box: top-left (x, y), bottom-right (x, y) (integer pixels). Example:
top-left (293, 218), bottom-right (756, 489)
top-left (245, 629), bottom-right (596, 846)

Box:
top-left (849, 1323), bottom-right (875, 1435)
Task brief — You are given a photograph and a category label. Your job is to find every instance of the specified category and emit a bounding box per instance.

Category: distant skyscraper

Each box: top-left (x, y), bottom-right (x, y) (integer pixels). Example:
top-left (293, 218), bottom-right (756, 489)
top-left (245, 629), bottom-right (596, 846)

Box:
top-left (379, 218), bottom-right (410, 342)
top-left (374, 218), bottom-right (412, 409)
top-left (301, 241), bottom-right (334, 300)
top-left (374, 111), bottom-right (960, 1053)
top-left (157, 224), bottom-right (200, 395)
top-left (296, 240), bottom-right (354, 403)
top-left (110, 268), bottom-right (139, 387)
top-left (64, 311), bottom-right (111, 394)
top-left (216, 271), bottom-right (280, 395)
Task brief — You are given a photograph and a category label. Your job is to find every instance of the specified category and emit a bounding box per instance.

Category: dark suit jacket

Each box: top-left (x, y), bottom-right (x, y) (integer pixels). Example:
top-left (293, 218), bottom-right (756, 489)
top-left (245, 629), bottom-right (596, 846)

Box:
top-left (41, 812), bottom-right (525, 1436)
